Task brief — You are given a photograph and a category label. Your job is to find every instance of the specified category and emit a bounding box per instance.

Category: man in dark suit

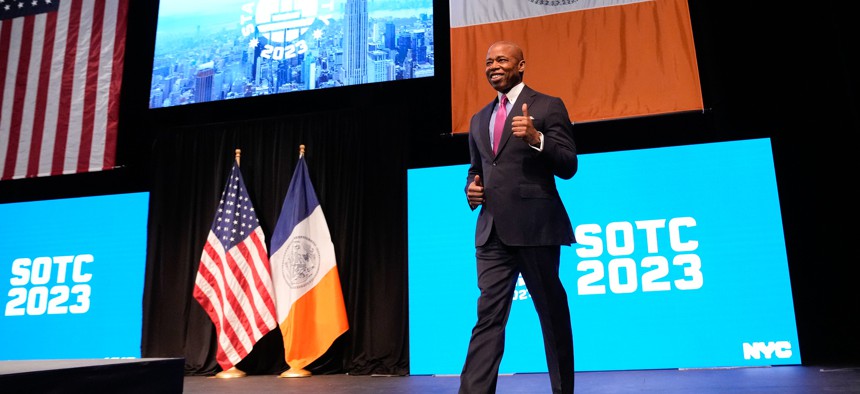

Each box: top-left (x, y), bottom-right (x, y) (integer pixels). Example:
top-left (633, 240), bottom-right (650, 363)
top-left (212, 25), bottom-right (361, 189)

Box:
top-left (460, 41), bottom-right (577, 394)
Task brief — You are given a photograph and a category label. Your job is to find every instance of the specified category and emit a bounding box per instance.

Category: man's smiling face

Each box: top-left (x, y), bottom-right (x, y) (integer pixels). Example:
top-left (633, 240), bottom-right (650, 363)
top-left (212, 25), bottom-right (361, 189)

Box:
top-left (485, 42), bottom-right (525, 93)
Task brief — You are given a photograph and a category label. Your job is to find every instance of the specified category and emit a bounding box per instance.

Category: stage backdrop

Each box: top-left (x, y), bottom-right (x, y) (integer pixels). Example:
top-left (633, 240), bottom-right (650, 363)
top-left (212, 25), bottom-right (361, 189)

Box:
top-left (408, 138), bottom-right (799, 374)
top-left (0, 192), bottom-right (149, 360)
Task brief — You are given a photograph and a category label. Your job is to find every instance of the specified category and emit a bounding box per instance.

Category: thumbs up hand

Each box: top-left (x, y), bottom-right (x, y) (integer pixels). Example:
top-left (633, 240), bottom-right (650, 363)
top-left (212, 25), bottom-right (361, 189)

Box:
top-left (467, 175), bottom-right (484, 209)
top-left (512, 103), bottom-right (540, 146)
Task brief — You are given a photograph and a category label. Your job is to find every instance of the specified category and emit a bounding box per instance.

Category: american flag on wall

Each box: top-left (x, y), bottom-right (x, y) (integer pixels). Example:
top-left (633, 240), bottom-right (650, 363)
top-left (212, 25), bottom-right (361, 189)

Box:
top-left (0, 0), bottom-right (128, 181)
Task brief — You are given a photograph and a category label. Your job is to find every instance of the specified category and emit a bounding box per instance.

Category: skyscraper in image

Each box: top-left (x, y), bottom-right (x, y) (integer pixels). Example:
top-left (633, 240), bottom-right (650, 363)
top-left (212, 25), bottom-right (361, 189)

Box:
top-left (343, 0), bottom-right (368, 85)
top-left (194, 62), bottom-right (215, 104)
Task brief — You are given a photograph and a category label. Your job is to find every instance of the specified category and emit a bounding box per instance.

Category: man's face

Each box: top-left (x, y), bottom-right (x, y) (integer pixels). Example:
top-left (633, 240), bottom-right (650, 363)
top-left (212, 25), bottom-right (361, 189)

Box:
top-left (485, 43), bottom-right (524, 93)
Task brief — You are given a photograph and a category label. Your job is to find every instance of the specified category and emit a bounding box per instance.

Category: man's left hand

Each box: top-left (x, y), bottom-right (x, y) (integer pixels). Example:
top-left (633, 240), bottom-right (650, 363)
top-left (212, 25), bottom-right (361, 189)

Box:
top-left (512, 103), bottom-right (540, 146)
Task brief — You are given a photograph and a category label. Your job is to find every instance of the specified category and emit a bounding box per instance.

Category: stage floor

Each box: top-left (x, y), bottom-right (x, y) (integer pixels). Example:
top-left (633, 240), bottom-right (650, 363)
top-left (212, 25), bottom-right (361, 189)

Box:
top-left (183, 365), bottom-right (860, 393)
top-left (0, 358), bottom-right (185, 393)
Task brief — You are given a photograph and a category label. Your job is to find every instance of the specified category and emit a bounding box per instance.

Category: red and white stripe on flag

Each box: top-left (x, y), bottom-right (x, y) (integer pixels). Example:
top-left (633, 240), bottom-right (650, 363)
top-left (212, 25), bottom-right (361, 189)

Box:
top-left (0, 0), bottom-right (127, 181)
top-left (449, 0), bottom-right (703, 133)
top-left (193, 161), bottom-right (278, 370)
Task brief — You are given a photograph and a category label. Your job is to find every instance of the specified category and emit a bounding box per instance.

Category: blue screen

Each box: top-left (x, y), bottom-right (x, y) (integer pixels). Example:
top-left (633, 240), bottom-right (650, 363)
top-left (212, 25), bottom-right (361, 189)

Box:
top-left (408, 138), bottom-right (799, 374)
top-left (149, 0), bottom-right (435, 108)
top-left (0, 192), bottom-right (150, 360)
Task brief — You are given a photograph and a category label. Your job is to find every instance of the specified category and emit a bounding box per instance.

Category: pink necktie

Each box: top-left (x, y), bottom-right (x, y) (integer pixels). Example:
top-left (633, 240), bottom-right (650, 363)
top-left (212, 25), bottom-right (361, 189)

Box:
top-left (493, 95), bottom-right (507, 155)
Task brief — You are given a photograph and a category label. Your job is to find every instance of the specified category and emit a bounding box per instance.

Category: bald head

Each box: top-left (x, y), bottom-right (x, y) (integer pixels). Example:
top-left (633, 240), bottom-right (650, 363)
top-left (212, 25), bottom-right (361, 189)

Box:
top-left (488, 41), bottom-right (524, 61)
top-left (485, 41), bottom-right (526, 93)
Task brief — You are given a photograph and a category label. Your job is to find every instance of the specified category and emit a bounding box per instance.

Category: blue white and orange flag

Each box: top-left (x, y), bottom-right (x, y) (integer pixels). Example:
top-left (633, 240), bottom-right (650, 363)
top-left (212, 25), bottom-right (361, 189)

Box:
top-left (270, 149), bottom-right (348, 370)
top-left (449, 0), bottom-right (703, 132)
top-left (193, 159), bottom-right (278, 371)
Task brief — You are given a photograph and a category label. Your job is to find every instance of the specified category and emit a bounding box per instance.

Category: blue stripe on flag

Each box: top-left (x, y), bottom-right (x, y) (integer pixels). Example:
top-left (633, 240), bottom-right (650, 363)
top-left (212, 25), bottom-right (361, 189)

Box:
top-left (271, 156), bottom-right (320, 253)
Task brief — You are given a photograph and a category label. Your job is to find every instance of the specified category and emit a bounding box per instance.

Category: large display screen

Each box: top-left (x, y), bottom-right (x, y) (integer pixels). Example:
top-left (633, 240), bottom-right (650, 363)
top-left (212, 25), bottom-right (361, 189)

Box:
top-left (408, 138), bottom-right (799, 374)
top-left (0, 192), bottom-right (150, 360)
top-left (149, 0), bottom-right (435, 108)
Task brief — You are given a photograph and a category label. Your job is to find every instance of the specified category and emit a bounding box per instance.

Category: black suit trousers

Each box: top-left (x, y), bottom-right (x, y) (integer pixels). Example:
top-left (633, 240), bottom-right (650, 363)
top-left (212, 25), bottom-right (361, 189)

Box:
top-left (459, 228), bottom-right (574, 394)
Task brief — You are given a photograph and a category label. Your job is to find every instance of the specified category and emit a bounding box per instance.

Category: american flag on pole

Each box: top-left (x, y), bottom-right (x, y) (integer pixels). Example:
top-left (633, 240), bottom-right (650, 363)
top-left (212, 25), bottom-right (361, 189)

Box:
top-left (0, 0), bottom-right (127, 181)
top-left (193, 159), bottom-right (278, 371)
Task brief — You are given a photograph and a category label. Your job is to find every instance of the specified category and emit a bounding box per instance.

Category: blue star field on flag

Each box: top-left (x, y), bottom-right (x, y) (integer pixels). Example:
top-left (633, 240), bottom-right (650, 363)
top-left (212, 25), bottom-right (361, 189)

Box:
top-left (1, 0), bottom-right (59, 21)
top-left (212, 161), bottom-right (260, 250)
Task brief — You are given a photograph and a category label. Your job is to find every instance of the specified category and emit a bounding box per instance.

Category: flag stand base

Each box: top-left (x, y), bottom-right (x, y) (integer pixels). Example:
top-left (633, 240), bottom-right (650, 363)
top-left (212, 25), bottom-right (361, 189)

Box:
top-left (279, 367), bottom-right (312, 378)
top-left (214, 367), bottom-right (246, 379)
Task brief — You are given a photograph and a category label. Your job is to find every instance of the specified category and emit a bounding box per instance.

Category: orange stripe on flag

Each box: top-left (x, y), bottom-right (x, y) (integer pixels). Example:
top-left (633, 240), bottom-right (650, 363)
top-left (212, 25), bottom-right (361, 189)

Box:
top-left (450, 0), bottom-right (702, 133)
top-left (280, 268), bottom-right (349, 370)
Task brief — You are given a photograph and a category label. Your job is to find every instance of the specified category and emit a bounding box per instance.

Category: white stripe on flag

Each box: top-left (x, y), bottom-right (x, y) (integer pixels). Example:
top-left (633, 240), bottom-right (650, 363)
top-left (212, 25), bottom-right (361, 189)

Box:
top-left (449, 0), bottom-right (650, 28)
top-left (14, 14), bottom-right (45, 176)
top-left (63, 0), bottom-right (94, 173)
top-left (271, 206), bottom-right (338, 320)
top-left (40, 2), bottom-right (70, 177)
top-left (91, 0), bottom-right (120, 171)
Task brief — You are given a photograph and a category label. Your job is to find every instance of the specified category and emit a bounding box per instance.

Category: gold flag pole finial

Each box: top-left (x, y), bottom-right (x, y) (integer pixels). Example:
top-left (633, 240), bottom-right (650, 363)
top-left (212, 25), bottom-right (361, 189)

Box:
top-left (235, 148), bottom-right (241, 166)
top-left (299, 144), bottom-right (305, 159)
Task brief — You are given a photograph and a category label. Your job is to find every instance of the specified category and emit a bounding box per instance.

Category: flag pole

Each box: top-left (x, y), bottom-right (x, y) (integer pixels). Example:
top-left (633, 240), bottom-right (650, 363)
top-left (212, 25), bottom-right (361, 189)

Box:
top-left (214, 148), bottom-right (248, 380)
top-left (279, 143), bottom-right (312, 379)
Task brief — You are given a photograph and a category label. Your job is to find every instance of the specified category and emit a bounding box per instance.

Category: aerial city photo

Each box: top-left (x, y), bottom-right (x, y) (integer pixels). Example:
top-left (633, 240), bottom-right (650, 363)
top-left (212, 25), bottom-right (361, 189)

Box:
top-left (149, 0), bottom-right (435, 108)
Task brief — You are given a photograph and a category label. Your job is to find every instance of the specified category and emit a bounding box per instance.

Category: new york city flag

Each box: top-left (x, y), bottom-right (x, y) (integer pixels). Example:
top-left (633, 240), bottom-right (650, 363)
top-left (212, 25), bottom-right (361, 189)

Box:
top-left (270, 151), bottom-right (348, 371)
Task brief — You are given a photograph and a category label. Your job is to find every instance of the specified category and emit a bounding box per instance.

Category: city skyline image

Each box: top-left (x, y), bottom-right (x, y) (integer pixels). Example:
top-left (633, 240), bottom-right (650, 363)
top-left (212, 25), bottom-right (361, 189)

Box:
top-left (149, 0), bottom-right (434, 108)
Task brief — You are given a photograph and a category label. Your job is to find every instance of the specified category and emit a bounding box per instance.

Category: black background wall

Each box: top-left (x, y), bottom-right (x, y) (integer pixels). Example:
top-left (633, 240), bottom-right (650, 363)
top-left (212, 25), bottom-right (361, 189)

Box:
top-left (1, 0), bottom-right (856, 372)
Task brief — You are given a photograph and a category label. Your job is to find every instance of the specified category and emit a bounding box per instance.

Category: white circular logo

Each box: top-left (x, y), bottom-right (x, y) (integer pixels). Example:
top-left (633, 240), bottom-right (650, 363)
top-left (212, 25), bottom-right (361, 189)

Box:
top-left (254, 0), bottom-right (318, 45)
top-left (281, 236), bottom-right (320, 289)
top-left (241, 0), bottom-right (323, 60)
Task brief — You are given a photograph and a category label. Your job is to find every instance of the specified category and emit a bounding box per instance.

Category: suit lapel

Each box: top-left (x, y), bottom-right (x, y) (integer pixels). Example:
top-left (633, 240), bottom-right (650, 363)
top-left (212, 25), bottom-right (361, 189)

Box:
top-left (496, 86), bottom-right (536, 157)
top-left (478, 100), bottom-right (495, 156)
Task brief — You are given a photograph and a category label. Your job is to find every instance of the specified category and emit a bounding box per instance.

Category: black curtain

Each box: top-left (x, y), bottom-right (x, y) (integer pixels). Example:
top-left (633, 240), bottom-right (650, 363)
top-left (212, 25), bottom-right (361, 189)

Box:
top-left (140, 107), bottom-right (416, 376)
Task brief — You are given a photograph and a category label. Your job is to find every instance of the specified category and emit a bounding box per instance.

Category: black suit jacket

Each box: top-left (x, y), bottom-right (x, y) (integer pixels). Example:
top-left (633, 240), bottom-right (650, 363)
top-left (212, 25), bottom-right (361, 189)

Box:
top-left (466, 85), bottom-right (578, 247)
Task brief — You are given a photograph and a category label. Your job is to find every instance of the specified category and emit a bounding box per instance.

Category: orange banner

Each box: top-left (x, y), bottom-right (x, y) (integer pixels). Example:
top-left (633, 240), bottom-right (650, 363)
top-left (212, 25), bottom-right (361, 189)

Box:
top-left (450, 0), bottom-right (703, 133)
